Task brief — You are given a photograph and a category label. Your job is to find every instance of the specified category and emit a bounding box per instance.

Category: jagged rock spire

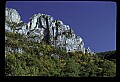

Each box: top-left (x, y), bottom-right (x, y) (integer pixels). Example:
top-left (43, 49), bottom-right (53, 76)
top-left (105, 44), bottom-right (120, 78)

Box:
top-left (6, 8), bottom-right (21, 23)
top-left (5, 8), bottom-right (94, 54)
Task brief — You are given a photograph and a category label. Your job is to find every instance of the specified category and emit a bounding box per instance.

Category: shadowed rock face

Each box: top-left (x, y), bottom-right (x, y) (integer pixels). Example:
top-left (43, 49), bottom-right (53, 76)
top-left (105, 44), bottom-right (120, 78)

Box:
top-left (5, 8), bottom-right (94, 54)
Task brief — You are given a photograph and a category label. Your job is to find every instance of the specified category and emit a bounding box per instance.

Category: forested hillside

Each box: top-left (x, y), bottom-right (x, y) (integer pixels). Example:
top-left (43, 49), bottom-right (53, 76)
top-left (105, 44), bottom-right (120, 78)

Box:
top-left (96, 50), bottom-right (116, 63)
top-left (5, 31), bottom-right (116, 77)
top-left (5, 8), bottom-right (116, 77)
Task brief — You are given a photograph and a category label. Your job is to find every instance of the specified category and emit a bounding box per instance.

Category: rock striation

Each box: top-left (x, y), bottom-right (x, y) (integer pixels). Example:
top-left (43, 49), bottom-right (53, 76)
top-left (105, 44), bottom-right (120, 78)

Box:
top-left (5, 8), bottom-right (94, 54)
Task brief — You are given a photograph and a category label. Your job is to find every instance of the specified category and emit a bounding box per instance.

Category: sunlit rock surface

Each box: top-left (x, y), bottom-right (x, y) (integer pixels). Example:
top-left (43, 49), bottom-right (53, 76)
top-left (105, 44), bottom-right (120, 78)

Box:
top-left (5, 8), bottom-right (94, 54)
top-left (6, 8), bottom-right (21, 23)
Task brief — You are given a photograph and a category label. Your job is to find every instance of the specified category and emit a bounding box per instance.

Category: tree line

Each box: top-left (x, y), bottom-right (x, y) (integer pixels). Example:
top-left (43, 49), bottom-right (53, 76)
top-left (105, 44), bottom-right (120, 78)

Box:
top-left (5, 29), bottom-right (116, 77)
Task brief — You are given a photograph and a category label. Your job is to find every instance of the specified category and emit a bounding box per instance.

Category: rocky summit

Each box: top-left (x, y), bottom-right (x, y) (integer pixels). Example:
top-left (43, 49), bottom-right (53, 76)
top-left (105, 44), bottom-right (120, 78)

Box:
top-left (5, 8), bottom-right (94, 54)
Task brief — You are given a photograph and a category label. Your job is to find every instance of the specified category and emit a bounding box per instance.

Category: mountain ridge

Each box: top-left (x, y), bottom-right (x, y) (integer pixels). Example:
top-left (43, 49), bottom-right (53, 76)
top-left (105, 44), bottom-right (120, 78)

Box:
top-left (5, 7), bottom-right (116, 77)
top-left (5, 7), bottom-right (94, 54)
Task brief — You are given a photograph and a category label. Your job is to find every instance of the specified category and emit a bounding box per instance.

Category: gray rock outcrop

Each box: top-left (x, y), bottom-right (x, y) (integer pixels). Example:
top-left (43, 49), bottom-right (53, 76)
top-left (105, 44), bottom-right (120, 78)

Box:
top-left (5, 8), bottom-right (94, 54)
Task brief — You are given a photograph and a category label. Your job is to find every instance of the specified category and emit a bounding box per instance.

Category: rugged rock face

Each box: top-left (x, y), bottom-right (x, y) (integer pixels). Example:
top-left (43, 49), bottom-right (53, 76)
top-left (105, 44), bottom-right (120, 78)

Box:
top-left (27, 13), bottom-right (85, 53)
top-left (5, 8), bottom-right (94, 54)
top-left (5, 8), bottom-right (28, 35)
top-left (6, 8), bottom-right (21, 23)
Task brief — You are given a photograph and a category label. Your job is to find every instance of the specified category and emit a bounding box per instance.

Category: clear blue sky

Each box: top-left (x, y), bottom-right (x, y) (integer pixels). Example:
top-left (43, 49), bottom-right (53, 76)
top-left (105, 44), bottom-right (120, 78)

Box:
top-left (6, 1), bottom-right (116, 52)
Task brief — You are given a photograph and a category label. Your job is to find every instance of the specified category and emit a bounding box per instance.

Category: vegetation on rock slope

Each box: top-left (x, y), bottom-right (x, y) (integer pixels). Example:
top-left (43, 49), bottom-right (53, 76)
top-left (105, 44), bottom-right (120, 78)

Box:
top-left (5, 30), bottom-right (116, 77)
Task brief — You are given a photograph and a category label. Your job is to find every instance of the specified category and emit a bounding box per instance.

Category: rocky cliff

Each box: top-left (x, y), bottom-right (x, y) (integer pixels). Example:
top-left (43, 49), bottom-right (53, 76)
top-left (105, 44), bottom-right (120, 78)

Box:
top-left (5, 8), bottom-right (94, 54)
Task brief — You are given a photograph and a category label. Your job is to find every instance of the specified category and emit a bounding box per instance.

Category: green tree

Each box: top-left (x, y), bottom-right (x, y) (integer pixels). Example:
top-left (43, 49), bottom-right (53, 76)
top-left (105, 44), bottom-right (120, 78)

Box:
top-left (63, 59), bottom-right (79, 77)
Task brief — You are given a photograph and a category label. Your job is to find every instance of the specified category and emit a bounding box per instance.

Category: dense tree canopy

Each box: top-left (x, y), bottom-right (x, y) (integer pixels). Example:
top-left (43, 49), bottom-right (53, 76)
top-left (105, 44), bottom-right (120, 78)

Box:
top-left (5, 30), bottom-right (116, 77)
